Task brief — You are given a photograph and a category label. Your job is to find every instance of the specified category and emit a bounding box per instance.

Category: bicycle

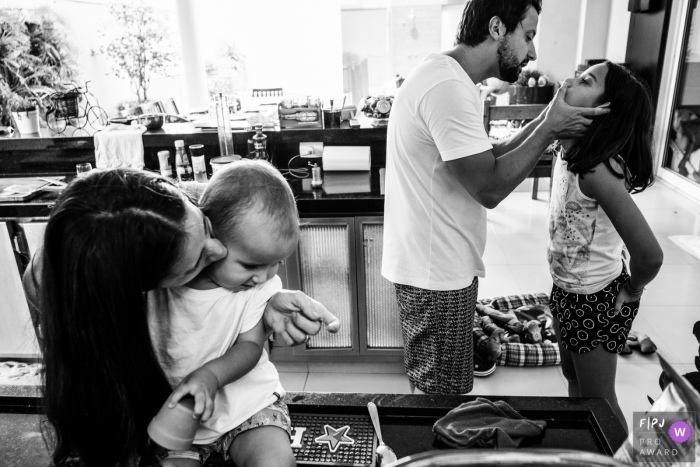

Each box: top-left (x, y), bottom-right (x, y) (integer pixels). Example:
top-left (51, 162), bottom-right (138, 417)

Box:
top-left (45, 81), bottom-right (108, 136)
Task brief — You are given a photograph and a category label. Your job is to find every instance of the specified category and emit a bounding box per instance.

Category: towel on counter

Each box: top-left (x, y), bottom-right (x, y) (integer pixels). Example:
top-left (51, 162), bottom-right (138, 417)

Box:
top-left (94, 123), bottom-right (147, 169)
top-left (433, 397), bottom-right (546, 449)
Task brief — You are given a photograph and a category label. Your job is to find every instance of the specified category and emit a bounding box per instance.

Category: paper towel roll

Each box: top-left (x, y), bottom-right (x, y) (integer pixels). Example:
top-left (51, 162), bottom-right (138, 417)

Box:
top-left (322, 146), bottom-right (371, 171)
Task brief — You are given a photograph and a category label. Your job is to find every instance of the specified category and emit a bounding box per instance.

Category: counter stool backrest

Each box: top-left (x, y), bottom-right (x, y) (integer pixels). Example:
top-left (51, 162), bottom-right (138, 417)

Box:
top-left (482, 100), bottom-right (546, 134)
top-left (252, 88), bottom-right (283, 98)
top-left (482, 100), bottom-right (551, 200)
top-left (163, 98), bottom-right (179, 116)
top-left (141, 101), bottom-right (165, 115)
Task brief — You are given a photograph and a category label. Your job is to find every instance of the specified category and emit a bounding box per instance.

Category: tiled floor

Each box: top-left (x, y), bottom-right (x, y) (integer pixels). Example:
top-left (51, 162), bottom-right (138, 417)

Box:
top-left (275, 180), bottom-right (700, 435)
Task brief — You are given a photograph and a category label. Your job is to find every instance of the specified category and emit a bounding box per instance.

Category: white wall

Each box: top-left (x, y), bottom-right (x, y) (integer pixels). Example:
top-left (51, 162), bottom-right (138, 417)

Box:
top-left (605, 0), bottom-right (631, 62)
top-left (534, 0), bottom-right (583, 84)
top-left (196, 0), bottom-right (344, 103)
top-left (440, 3), bottom-right (463, 51)
top-left (576, 0), bottom-right (611, 65)
top-left (27, 0), bottom-right (632, 116)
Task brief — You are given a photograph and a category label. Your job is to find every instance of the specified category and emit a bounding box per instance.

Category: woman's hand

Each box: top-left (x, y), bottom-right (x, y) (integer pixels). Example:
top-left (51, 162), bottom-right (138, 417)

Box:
top-left (168, 367), bottom-right (220, 421)
top-left (264, 290), bottom-right (341, 346)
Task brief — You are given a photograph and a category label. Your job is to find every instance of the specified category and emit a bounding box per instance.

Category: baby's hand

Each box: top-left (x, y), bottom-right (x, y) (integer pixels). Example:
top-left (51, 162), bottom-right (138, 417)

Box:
top-left (168, 367), bottom-right (220, 422)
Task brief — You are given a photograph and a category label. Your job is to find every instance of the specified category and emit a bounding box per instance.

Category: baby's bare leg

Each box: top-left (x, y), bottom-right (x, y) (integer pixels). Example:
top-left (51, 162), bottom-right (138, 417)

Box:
top-left (160, 458), bottom-right (201, 467)
top-left (229, 426), bottom-right (296, 467)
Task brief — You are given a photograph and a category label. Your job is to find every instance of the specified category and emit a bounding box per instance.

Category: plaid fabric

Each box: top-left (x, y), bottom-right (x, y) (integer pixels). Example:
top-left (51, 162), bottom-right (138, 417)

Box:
top-left (474, 293), bottom-right (561, 367)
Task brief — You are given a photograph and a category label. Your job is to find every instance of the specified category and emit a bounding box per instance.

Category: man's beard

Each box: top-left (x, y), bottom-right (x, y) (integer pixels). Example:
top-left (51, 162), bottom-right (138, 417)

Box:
top-left (497, 36), bottom-right (525, 83)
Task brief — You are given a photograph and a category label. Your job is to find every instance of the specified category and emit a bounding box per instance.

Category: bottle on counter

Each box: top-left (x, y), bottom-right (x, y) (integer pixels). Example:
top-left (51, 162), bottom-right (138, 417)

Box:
top-left (215, 93), bottom-right (234, 158)
top-left (157, 150), bottom-right (173, 179)
top-left (250, 124), bottom-right (268, 161)
top-left (174, 140), bottom-right (193, 182)
top-left (189, 144), bottom-right (208, 183)
top-left (310, 163), bottom-right (323, 188)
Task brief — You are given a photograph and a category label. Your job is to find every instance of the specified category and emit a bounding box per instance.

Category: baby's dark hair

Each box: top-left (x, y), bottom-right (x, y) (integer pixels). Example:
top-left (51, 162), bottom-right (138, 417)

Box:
top-left (200, 160), bottom-right (299, 243)
top-left (564, 61), bottom-right (655, 193)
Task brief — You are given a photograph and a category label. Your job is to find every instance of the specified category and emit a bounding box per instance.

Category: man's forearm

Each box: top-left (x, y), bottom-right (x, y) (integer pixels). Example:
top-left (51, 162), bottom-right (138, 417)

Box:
top-left (488, 122), bottom-right (555, 204)
top-left (491, 114), bottom-right (545, 158)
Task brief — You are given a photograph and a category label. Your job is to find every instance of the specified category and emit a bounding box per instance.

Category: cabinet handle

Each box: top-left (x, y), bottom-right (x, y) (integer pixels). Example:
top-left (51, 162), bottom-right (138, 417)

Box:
top-left (364, 237), bottom-right (374, 266)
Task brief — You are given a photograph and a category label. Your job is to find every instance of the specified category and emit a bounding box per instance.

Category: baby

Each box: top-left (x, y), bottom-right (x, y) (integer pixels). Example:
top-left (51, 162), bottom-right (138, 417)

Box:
top-left (148, 160), bottom-right (301, 467)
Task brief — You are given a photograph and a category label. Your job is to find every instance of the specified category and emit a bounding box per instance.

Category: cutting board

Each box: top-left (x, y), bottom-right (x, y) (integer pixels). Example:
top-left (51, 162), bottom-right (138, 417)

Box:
top-left (0, 177), bottom-right (65, 203)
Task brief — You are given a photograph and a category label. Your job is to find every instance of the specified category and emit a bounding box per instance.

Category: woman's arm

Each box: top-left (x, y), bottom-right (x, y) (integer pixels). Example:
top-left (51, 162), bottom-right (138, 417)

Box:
top-left (263, 290), bottom-right (341, 345)
top-left (167, 318), bottom-right (266, 421)
top-left (579, 161), bottom-right (663, 313)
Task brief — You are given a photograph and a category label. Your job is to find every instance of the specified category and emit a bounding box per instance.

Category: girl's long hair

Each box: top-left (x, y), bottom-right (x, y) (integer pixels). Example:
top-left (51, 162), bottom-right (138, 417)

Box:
top-left (564, 61), bottom-right (655, 193)
top-left (40, 169), bottom-right (187, 467)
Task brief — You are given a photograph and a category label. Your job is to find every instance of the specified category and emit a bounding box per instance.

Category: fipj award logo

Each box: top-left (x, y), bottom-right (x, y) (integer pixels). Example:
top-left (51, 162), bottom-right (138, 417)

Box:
top-left (633, 412), bottom-right (696, 463)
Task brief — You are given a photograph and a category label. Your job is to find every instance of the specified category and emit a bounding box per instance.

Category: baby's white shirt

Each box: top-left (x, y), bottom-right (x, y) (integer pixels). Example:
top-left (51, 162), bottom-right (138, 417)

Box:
top-left (147, 276), bottom-right (284, 444)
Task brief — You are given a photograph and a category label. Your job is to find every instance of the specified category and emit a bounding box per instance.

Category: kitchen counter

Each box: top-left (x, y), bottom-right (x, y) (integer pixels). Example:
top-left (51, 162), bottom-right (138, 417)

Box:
top-left (0, 167), bottom-right (386, 220)
top-left (0, 391), bottom-right (627, 466)
top-left (0, 121), bottom-right (389, 177)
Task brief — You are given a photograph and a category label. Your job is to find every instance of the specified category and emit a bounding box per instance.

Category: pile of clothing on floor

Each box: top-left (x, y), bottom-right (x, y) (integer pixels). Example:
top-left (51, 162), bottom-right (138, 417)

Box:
top-left (472, 293), bottom-right (661, 378)
top-left (472, 293), bottom-right (560, 377)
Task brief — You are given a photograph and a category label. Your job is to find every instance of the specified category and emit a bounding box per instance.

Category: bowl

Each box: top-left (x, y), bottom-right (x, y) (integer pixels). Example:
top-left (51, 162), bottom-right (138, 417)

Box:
top-left (137, 113), bottom-right (164, 130)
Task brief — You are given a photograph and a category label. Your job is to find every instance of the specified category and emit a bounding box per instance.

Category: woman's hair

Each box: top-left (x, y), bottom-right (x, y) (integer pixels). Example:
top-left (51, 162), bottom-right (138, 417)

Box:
top-left (455, 0), bottom-right (542, 47)
top-left (41, 169), bottom-right (188, 466)
top-left (564, 61), bottom-right (655, 193)
top-left (199, 159), bottom-right (299, 244)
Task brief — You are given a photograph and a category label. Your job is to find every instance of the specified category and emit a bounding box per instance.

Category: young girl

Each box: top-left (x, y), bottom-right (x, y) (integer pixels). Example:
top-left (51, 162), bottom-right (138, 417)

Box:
top-left (548, 62), bottom-right (663, 429)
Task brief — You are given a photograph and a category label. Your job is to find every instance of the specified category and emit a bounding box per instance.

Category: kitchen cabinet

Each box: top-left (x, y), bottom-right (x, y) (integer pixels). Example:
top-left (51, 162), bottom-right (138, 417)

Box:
top-left (277, 216), bottom-right (403, 360)
top-left (355, 217), bottom-right (403, 354)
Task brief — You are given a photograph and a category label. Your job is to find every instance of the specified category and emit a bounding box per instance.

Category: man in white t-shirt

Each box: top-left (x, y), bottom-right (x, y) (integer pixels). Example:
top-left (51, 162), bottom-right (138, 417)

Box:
top-left (382, 0), bottom-right (610, 394)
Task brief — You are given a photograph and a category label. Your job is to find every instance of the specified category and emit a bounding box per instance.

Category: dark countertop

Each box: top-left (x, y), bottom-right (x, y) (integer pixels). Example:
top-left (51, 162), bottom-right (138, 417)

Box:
top-left (0, 168), bottom-right (385, 220)
top-left (283, 392), bottom-right (627, 456)
top-left (0, 121), bottom-right (390, 177)
top-left (0, 391), bottom-right (628, 466)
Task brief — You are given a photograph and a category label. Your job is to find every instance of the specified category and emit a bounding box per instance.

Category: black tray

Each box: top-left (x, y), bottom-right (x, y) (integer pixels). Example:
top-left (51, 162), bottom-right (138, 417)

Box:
top-left (0, 393), bottom-right (627, 467)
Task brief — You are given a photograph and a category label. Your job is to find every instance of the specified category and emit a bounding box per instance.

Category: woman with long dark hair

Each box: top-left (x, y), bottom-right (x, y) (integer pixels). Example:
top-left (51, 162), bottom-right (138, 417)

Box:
top-left (24, 169), bottom-right (336, 467)
top-left (548, 61), bottom-right (663, 429)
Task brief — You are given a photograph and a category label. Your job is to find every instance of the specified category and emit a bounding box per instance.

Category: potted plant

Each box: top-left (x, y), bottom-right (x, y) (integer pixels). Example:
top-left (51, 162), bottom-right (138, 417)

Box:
top-left (10, 94), bottom-right (40, 134)
top-left (0, 8), bottom-right (78, 129)
top-left (509, 69), bottom-right (554, 105)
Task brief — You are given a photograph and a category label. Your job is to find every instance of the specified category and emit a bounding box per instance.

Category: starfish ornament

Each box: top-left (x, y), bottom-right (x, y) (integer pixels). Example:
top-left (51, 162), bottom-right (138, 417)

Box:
top-left (314, 424), bottom-right (355, 453)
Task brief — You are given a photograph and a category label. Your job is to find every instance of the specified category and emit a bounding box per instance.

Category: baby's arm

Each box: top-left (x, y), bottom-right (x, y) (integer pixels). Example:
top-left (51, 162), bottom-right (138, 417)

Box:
top-left (167, 318), bottom-right (266, 421)
top-left (579, 161), bottom-right (664, 313)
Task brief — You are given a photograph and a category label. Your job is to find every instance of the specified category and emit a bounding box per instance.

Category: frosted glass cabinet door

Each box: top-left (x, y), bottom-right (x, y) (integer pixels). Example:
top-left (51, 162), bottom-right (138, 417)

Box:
top-left (296, 218), bottom-right (357, 352)
top-left (356, 218), bottom-right (404, 353)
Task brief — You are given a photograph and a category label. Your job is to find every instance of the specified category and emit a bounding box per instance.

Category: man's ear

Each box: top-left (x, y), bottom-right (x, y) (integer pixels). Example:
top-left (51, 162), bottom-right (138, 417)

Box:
top-left (488, 16), bottom-right (506, 41)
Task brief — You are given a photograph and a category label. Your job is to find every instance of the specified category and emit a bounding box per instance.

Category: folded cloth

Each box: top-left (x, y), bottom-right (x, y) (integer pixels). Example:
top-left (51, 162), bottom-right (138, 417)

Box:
top-left (433, 397), bottom-right (546, 449)
top-left (94, 123), bottom-right (147, 169)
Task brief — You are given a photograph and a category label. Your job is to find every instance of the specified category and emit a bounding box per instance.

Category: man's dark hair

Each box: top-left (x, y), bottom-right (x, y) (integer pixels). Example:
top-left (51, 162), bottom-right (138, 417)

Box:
top-left (455, 0), bottom-right (542, 47)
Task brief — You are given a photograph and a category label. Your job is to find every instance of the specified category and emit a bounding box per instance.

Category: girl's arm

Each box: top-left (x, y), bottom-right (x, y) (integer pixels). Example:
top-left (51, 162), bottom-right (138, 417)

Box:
top-left (579, 161), bottom-right (663, 313)
top-left (167, 318), bottom-right (266, 421)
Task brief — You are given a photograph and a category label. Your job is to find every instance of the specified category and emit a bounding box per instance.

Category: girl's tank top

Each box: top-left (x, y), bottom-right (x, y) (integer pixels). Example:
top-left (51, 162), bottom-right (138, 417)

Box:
top-left (547, 152), bottom-right (624, 294)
